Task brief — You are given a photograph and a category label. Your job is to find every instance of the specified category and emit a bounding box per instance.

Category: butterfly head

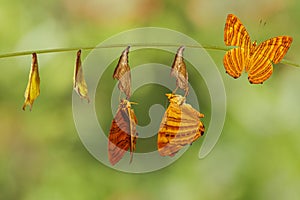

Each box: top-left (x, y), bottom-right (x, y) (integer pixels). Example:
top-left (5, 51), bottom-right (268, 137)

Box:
top-left (166, 93), bottom-right (186, 105)
top-left (120, 99), bottom-right (130, 109)
top-left (120, 99), bottom-right (137, 108)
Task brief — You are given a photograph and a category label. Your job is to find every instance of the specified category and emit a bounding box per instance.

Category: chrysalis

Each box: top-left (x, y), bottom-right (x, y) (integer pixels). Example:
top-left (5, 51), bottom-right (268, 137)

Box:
top-left (113, 46), bottom-right (131, 99)
top-left (171, 46), bottom-right (189, 96)
top-left (23, 53), bottom-right (40, 111)
top-left (73, 49), bottom-right (90, 102)
top-left (157, 93), bottom-right (205, 157)
top-left (108, 99), bottom-right (138, 165)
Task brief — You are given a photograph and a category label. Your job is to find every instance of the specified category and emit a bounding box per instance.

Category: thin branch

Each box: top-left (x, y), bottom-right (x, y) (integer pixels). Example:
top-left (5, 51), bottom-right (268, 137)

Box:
top-left (280, 59), bottom-right (300, 68)
top-left (0, 44), bottom-right (298, 68)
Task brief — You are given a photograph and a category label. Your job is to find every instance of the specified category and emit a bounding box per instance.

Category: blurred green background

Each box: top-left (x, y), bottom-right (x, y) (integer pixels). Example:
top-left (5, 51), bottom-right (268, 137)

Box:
top-left (1, 0), bottom-right (300, 199)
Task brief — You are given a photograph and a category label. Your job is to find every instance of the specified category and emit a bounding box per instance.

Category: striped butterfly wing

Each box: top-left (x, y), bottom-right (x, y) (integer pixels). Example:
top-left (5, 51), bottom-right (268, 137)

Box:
top-left (224, 14), bottom-right (251, 49)
top-left (108, 100), bottom-right (137, 165)
top-left (223, 48), bottom-right (248, 78)
top-left (224, 14), bottom-right (251, 79)
top-left (157, 94), bottom-right (205, 157)
top-left (248, 36), bottom-right (293, 84)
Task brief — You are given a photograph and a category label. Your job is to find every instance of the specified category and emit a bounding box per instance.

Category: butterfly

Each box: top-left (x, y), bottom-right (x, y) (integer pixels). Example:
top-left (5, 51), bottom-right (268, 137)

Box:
top-left (171, 46), bottom-right (189, 96)
top-left (108, 99), bottom-right (138, 165)
top-left (223, 14), bottom-right (293, 84)
top-left (113, 46), bottom-right (131, 99)
top-left (157, 93), bottom-right (205, 157)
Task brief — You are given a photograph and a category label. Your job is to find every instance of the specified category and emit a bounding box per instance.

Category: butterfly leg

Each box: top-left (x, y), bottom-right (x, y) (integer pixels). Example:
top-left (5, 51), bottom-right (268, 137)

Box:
top-left (172, 86), bottom-right (179, 94)
top-left (184, 86), bottom-right (189, 97)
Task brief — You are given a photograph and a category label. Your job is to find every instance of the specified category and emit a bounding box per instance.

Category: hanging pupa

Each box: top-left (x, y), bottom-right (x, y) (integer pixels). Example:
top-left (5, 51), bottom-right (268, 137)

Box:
top-left (73, 49), bottom-right (90, 102)
top-left (23, 53), bottom-right (40, 111)
top-left (113, 46), bottom-right (131, 100)
top-left (171, 46), bottom-right (189, 96)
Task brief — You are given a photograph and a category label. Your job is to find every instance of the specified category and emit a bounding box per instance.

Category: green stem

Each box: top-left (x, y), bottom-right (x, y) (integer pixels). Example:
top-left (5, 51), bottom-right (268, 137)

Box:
top-left (280, 59), bottom-right (300, 68)
top-left (0, 43), bottom-right (298, 68)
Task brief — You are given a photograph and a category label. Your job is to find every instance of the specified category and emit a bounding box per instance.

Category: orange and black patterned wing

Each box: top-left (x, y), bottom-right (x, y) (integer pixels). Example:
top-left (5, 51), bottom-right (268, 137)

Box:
top-left (224, 14), bottom-right (251, 79)
top-left (108, 100), bottom-right (137, 165)
top-left (113, 46), bottom-right (131, 99)
top-left (157, 94), bottom-right (205, 157)
top-left (171, 46), bottom-right (189, 96)
top-left (223, 48), bottom-right (248, 79)
top-left (248, 36), bottom-right (293, 84)
top-left (224, 14), bottom-right (251, 49)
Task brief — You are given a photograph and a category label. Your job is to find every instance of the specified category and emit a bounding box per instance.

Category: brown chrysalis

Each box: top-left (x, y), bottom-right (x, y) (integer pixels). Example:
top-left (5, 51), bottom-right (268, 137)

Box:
top-left (157, 93), bottom-right (205, 157)
top-left (171, 46), bottom-right (189, 96)
top-left (108, 99), bottom-right (138, 165)
top-left (113, 46), bottom-right (131, 99)
top-left (73, 49), bottom-right (90, 102)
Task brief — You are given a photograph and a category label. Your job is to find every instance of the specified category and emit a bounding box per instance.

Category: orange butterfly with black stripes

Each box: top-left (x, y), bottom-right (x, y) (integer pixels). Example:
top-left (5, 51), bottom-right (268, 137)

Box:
top-left (157, 93), bottom-right (205, 157)
top-left (223, 14), bottom-right (293, 84)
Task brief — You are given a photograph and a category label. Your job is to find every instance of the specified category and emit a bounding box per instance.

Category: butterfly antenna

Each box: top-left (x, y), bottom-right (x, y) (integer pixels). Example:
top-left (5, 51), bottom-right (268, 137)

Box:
top-left (129, 131), bottom-right (134, 164)
top-left (129, 152), bottom-right (133, 164)
top-left (258, 18), bottom-right (267, 38)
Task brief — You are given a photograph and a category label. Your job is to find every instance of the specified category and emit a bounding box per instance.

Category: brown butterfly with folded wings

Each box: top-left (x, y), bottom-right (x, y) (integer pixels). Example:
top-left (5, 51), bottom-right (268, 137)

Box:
top-left (157, 93), bottom-right (205, 157)
top-left (108, 99), bottom-right (137, 165)
top-left (223, 14), bottom-right (293, 84)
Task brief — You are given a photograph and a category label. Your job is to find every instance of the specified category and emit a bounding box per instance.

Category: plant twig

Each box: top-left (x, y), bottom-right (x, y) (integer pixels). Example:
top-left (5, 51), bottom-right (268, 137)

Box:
top-left (0, 44), bottom-right (298, 68)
